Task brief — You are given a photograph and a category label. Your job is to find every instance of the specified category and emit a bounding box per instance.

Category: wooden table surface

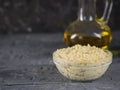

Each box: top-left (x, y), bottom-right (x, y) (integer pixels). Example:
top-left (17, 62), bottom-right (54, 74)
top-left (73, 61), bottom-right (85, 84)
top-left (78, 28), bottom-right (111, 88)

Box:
top-left (0, 32), bottom-right (120, 90)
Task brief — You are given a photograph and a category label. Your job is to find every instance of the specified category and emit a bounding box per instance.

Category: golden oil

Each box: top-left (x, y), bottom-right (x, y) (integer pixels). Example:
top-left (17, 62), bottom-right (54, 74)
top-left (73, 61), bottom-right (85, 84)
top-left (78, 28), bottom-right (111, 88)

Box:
top-left (63, 0), bottom-right (113, 50)
top-left (64, 19), bottom-right (112, 50)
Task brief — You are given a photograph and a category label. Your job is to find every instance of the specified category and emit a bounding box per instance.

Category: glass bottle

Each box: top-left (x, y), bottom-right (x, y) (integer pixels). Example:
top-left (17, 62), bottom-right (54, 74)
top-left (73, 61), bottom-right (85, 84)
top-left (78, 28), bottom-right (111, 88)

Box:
top-left (64, 0), bottom-right (113, 49)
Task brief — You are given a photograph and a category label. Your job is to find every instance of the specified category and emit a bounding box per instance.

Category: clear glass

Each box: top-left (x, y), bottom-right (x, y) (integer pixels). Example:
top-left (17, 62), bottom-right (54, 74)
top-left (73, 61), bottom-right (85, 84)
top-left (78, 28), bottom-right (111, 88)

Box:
top-left (64, 0), bottom-right (113, 50)
top-left (53, 50), bottom-right (112, 81)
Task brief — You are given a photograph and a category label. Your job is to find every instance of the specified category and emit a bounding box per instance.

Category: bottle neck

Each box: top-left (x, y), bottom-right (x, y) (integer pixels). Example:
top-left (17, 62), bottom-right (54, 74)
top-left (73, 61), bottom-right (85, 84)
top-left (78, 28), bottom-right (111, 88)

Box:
top-left (78, 0), bottom-right (96, 21)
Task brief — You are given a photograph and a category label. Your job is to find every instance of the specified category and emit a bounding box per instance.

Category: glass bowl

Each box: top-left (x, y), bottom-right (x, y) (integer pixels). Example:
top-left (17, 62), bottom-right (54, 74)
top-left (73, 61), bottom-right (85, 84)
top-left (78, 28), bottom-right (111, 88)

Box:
top-left (53, 51), bottom-right (112, 81)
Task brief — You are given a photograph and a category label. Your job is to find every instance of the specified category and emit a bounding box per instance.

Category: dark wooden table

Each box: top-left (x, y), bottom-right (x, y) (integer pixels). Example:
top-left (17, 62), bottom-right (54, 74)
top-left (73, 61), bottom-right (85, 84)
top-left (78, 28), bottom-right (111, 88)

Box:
top-left (0, 32), bottom-right (120, 90)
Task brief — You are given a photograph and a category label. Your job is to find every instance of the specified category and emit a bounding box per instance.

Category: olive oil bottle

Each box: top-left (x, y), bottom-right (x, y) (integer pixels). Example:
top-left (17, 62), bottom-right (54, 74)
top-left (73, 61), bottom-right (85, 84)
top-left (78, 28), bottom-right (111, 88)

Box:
top-left (64, 0), bottom-right (113, 49)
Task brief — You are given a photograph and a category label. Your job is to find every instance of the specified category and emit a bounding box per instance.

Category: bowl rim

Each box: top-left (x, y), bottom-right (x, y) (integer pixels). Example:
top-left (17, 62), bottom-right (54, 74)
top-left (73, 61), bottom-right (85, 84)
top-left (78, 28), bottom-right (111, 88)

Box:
top-left (54, 59), bottom-right (112, 68)
top-left (53, 50), bottom-right (113, 67)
